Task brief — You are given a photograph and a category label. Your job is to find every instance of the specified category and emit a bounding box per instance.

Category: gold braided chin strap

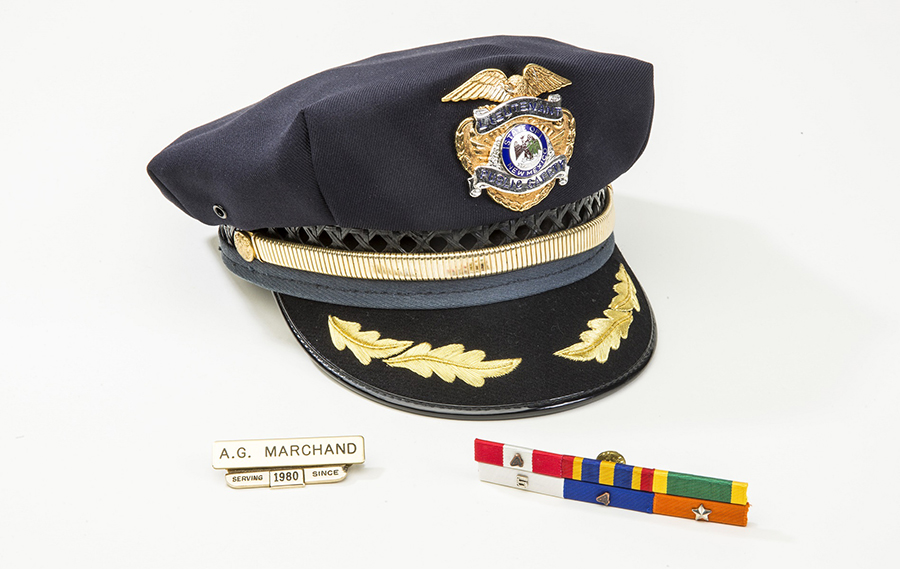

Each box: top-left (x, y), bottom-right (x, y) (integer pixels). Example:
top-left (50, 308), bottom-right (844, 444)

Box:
top-left (232, 187), bottom-right (615, 282)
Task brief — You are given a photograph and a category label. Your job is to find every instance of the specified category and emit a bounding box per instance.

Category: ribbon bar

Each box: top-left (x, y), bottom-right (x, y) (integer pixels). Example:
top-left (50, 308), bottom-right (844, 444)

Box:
top-left (475, 439), bottom-right (749, 527)
top-left (478, 464), bottom-right (749, 527)
top-left (474, 439), bottom-right (747, 505)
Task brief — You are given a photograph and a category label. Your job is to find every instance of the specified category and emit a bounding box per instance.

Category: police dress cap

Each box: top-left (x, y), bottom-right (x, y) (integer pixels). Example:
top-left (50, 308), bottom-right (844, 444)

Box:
top-left (148, 36), bottom-right (656, 418)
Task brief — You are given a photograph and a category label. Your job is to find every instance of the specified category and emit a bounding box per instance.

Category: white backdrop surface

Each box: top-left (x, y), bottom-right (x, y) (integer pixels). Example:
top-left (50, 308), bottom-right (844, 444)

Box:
top-left (2, 1), bottom-right (898, 567)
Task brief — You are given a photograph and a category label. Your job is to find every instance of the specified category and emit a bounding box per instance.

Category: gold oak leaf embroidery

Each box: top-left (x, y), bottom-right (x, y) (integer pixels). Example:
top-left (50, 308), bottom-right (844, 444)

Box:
top-left (327, 316), bottom-right (413, 365)
top-left (553, 310), bottom-right (634, 363)
top-left (554, 264), bottom-right (641, 363)
top-left (327, 316), bottom-right (521, 387)
top-left (609, 264), bottom-right (640, 312)
top-left (384, 343), bottom-right (521, 388)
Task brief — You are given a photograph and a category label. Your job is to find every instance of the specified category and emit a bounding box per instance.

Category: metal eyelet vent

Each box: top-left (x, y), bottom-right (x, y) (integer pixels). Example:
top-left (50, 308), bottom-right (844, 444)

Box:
top-left (213, 204), bottom-right (228, 219)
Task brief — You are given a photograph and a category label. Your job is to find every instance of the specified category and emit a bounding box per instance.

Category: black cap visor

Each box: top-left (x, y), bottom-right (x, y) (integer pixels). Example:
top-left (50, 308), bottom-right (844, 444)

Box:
top-left (275, 246), bottom-right (655, 419)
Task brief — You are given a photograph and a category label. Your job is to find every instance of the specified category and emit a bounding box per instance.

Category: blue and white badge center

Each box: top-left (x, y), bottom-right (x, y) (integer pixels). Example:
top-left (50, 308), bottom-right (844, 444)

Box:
top-left (469, 118), bottom-right (570, 199)
top-left (502, 124), bottom-right (549, 177)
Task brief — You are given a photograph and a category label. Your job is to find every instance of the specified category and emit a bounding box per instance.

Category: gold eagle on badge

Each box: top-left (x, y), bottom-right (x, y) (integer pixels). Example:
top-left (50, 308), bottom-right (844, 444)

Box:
top-left (443, 64), bottom-right (576, 212)
top-left (441, 64), bottom-right (572, 103)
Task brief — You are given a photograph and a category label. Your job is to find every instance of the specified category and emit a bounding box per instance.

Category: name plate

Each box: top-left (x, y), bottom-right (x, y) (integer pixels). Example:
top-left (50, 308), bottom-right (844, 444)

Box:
top-left (212, 436), bottom-right (365, 489)
top-left (211, 436), bottom-right (365, 470)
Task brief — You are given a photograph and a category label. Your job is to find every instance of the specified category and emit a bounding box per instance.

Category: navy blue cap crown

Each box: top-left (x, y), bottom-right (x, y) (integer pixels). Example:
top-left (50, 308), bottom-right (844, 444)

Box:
top-left (148, 36), bottom-right (653, 232)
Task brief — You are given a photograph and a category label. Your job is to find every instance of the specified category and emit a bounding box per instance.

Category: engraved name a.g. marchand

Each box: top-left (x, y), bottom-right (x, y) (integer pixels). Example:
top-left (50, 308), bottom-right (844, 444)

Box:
top-left (211, 436), bottom-right (365, 470)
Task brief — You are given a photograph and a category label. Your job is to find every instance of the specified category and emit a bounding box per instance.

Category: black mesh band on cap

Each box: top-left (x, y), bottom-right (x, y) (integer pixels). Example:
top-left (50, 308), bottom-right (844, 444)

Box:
top-left (148, 36), bottom-right (657, 418)
top-left (232, 190), bottom-right (607, 254)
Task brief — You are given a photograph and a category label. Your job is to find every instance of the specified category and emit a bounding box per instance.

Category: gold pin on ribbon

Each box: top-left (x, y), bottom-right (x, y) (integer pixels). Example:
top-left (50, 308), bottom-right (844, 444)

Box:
top-left (211, 436), bottom-right (365, 489)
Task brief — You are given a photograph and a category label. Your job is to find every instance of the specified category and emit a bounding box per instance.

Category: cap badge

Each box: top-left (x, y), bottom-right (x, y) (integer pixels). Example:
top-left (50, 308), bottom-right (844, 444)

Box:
top-left (442, 64), bottom-right (576, 211)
